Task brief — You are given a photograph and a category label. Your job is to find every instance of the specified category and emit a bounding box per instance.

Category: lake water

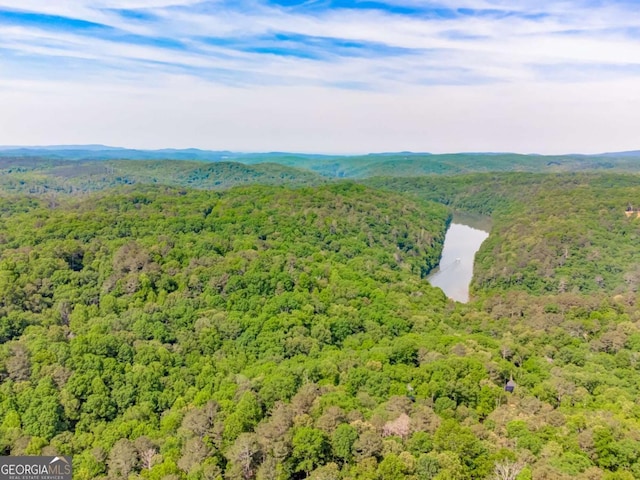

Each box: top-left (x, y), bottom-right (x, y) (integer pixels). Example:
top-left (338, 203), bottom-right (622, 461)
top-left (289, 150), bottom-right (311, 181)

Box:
top-left (427, 215), bottom-right (490, 303)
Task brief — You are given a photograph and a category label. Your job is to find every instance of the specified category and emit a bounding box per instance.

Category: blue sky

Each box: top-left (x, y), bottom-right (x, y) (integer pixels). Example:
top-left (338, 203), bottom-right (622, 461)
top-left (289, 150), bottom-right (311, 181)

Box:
top-left (1, 0), bottom-right (640, 153)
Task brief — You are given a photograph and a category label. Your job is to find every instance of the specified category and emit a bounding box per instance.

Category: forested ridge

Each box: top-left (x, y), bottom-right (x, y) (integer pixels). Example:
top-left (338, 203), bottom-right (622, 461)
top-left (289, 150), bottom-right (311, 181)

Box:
top-left (1, 174), bottom-right (640, 480)
top-left (5, 149), bottom-right (640, 181)
top-left (0, 159), bottom-right (325, 194)
top-left (366, 173), bottom-right (640, 296)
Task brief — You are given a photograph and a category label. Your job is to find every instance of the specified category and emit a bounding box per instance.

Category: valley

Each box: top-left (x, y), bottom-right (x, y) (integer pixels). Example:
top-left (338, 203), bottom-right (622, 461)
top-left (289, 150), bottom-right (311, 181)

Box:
top-left (0, 155), bottom-right (639, 479)
top-left (427, 217), bottom-right (490, 303)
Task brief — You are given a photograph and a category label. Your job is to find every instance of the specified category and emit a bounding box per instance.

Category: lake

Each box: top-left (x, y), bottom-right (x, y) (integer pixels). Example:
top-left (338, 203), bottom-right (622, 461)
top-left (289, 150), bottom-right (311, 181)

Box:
top-left (427, 214), bottom-right (490, 303)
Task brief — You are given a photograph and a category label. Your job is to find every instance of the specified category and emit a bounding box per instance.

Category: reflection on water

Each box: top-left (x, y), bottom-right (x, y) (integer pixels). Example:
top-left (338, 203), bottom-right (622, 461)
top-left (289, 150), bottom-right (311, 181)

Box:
top-left (428, 217), bottom-right (490, 303)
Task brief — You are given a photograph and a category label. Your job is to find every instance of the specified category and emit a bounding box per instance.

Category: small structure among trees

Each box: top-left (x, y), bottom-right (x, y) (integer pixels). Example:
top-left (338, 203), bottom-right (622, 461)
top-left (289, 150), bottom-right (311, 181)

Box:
top-left (505, 378), bottom-right (516, 393)
top-left (625, 203), bottom-right (640, 218)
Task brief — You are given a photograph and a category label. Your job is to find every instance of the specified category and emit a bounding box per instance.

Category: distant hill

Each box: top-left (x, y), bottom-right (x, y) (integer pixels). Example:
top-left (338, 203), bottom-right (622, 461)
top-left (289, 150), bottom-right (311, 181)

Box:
top-left (241, 152), bottom-right (640, 178)
top-left (0, 144), bottom-right (127, 151)
top-left (0, 146), bottom-right (236, 161)
top-left (0, 145), bottom-right (640, 189)
top-left (0, 159), bottom-right (326, 195)
top-left (0, 145), bottom-right (339, 163)
top-left (596, 150), bottom-right (640, 158)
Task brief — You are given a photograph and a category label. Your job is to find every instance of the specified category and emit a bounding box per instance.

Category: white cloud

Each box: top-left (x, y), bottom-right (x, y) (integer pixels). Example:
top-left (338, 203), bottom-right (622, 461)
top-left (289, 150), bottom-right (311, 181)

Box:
top-left (2, 0), bottom-right (640, 152)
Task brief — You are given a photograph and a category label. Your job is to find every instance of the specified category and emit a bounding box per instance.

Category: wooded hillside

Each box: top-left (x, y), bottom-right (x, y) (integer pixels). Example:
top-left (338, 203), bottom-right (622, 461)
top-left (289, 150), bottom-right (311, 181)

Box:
top-left (1, 176), bottom-right (640, 479)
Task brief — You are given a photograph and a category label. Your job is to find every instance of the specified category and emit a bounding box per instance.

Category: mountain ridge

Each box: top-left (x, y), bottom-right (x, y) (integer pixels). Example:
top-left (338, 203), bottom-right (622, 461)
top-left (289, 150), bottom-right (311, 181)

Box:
top-left (3, 144), bottom-right (640, 158)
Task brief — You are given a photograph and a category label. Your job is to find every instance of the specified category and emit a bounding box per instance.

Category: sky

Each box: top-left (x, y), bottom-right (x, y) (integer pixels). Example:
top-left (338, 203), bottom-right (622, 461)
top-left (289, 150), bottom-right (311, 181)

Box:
top-left (1, 1), bottom-right (640, 154)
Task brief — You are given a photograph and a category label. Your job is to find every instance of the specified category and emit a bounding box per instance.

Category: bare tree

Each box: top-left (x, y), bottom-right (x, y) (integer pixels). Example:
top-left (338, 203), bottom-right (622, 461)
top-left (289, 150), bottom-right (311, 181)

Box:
top-left (6, 344), bottom-right (31, 381)
top-left (107, 439), bottom-right (137, 479)
top-left (256, 402), bottom-right (294, 462)
top-left (178, 437), bottom-right (210, 474)
top-left (180, 401), bottom-right (218, 439)
top-left (134, 436), bottom-right (158, 470)
top-left (492, 460), bottom-right (525, 480)
top-left (226, 433), bottom-right (262, 480)
top-left (139, 448), bottom-right (157, 470)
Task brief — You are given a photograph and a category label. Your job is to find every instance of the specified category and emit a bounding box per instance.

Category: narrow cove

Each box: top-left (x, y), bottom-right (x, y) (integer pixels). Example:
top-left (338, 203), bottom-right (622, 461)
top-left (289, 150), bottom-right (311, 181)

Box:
top-left (427, 213), bottom-right (491, 303)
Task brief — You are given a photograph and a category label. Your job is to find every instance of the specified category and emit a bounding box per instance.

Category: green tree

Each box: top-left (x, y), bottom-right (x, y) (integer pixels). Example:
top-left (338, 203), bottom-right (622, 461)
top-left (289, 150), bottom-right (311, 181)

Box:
top-left (332, 423), bottom-right (358, 464)
top-left (291, 427), bottom-right (329, 475)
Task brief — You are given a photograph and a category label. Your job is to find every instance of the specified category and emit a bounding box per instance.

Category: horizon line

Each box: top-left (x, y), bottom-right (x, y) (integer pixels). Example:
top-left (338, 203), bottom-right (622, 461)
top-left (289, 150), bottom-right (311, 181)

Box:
top-left (1, 144), bottom-right (639, 157)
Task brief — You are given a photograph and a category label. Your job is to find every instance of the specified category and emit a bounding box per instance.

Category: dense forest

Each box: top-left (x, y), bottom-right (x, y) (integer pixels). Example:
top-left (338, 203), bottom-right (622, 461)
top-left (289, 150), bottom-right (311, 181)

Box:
top-left (366, 173), bottom-right (640, 295)
top-left (1, 163), bottom-right (640, 480)
top-left (4, 149), bottom-right (640, 195)
top-left (0, 159), bottom-right (326, 195)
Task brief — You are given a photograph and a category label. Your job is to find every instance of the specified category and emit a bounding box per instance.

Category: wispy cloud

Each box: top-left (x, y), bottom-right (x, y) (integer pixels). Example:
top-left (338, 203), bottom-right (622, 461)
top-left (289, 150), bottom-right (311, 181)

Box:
top-left (1, 1), bottom-right (640, 152)
top-left (1, 0), bottom-right (639, 89)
